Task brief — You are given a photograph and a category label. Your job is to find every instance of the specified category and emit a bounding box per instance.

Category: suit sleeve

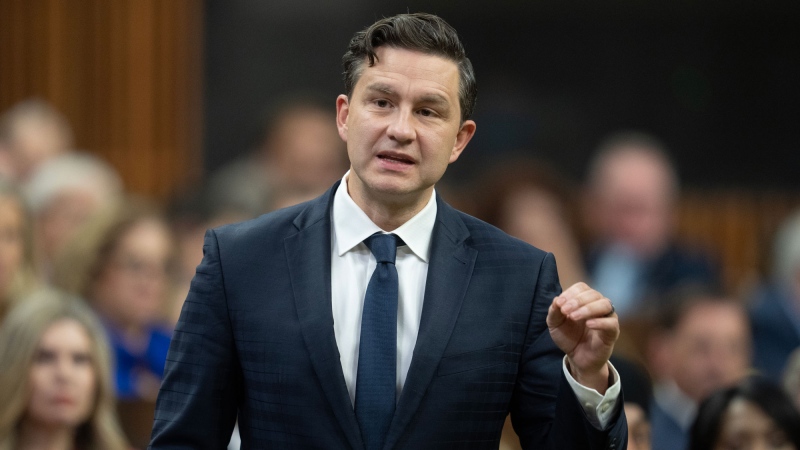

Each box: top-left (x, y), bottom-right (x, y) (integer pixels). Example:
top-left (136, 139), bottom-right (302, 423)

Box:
top-left (149, 229), bottom-right (241, 449)
top-left (509, 252), bottom-right (627, 450)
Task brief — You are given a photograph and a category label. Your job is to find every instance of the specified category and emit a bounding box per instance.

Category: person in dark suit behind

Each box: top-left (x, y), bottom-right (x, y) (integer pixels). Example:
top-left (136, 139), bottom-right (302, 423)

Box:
top-left (583, 131), bottom-right (719, 320)
top-left (149, 13), bottom-right (627, 449)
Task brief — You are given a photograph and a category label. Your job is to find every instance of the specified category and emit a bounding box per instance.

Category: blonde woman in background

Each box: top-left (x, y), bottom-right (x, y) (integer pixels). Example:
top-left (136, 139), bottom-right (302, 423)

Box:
top-left (0, 289), bottom-right (128, 450)
top-left (0, 180), bottom-right (37, 321)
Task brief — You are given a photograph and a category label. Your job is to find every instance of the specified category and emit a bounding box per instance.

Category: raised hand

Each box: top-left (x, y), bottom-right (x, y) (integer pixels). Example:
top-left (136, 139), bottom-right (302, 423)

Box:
top-left (546, 282), bottom-right (619, 393)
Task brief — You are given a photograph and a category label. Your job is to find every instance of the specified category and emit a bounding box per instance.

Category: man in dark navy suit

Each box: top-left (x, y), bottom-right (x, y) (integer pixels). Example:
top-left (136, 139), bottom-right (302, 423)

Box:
top-left (150, 13), bottom-right (627, 449)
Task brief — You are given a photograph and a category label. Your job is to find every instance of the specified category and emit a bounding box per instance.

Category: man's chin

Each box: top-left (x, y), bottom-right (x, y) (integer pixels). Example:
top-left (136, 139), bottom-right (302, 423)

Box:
top-left (369, 182), bottom-right (431, 205)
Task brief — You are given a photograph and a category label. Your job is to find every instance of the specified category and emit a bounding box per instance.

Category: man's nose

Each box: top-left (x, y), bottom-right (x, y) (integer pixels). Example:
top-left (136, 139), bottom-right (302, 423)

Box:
top-left (387, 109), bottom-right (416, 144)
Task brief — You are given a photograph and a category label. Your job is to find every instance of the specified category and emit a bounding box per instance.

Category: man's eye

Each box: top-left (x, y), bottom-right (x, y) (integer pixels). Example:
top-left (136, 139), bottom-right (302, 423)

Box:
top-left (418, 108), bottom-right (437, 117)
top-left (375, 99), bottom-right (390, 108)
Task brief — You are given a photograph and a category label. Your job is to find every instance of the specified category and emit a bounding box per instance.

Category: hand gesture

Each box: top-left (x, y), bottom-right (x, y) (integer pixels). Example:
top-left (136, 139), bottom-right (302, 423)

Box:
top-left (546, 282), bottom-right (619, 393)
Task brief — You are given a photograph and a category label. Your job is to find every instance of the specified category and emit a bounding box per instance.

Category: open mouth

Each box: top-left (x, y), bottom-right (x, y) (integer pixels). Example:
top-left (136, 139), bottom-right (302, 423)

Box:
top-left (377, 154), bottom-right (414, 165)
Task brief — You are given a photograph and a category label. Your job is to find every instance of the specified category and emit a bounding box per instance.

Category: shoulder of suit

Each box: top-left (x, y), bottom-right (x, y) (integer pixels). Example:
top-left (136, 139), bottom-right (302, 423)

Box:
top-left (212, 200), bottom-right (312, 243)
top-left (453, 209), bottom-right (548, 259)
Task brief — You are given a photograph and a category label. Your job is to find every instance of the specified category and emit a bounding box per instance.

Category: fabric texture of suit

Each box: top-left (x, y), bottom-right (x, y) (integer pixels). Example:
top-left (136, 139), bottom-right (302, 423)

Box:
top-left (149, 182), bottom-right (626, 449)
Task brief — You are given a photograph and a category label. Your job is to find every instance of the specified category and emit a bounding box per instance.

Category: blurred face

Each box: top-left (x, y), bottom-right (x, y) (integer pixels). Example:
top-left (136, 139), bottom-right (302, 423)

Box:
top-left (0, 195), bottom-right (25, 294)
top-left (92, 218), bottom-right (172, 329)
top-left (502, 187), bottom-right (570, 249)
top-left (10, 118), bottom-right (70, 180)
top-left (336, 47), bottom-right (476, 213)
top-left (670, 301), bottom-right (751, 402)
top-left (39, 190), bottom-right (103, 263)
top-left (626, 403), bottom-right (652, 450)
top-left (714, 398), bottom-right (796, 450)
top-left (591, 149), bottom-right (674, 257)
top-left (24, 319), bottom-right (96, 430)
top-left (270, 109), bottom-right (347, 196)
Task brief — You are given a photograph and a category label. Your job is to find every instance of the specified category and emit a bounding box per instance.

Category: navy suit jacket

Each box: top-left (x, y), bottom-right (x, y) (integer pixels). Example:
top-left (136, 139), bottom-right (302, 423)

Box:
top-left (150, 182), bottom-right (626, 449)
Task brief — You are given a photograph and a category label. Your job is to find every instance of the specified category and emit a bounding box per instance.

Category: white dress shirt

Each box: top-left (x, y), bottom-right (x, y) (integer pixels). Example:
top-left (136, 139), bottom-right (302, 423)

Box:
top-left (330, 173), bottom-right (620, 429)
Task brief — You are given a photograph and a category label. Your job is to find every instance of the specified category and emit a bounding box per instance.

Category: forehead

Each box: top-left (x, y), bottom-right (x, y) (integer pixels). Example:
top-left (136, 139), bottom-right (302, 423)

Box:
top-left (118, 218), bottom-right (168, 244)
top-left (678, 302), bottom-right (746, 334)
top-left (723, 398), bottom-right (773, 429)
top-left (40, 318), bottom-right (92, 349)
top-left (355, 47), bottom-right (460, 99)
top-left (600, 151), bottom-right (673, 196)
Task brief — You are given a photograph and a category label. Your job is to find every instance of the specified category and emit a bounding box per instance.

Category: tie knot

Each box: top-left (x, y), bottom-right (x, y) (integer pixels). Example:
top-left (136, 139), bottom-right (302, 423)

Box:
top-left (364, 233), bottom-right (402, 264)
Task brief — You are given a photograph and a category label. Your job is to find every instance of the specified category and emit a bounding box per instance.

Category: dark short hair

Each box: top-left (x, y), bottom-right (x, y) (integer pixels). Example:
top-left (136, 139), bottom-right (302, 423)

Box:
top-left (689, 375), bottom-right (800, 450)
top-left (654, 284), bottom-right (736, 332)
top-left (342, 13), bottom-right (477, 123)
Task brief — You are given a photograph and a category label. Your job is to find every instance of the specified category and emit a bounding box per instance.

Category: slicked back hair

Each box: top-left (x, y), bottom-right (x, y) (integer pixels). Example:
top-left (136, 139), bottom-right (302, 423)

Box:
top-left (342, 13), bottom-right (477, 123)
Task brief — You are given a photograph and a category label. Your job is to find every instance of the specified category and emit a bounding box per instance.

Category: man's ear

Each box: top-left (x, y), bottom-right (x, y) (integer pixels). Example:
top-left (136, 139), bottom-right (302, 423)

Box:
top-left (336, 94), bottom-right (350, 142)
top-left (449, 119), bottom-right (476, 163)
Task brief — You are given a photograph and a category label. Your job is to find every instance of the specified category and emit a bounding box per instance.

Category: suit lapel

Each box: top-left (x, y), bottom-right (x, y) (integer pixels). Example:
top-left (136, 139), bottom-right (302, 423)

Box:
top-left (284, 181), bottom-right (365, 450)
top-left (383, 197), bottom-right (477, 449)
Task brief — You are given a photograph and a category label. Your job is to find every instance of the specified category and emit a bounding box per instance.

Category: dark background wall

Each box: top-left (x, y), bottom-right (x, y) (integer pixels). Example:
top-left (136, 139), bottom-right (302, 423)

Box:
top-left (204, 0), bottom-right (800, 189)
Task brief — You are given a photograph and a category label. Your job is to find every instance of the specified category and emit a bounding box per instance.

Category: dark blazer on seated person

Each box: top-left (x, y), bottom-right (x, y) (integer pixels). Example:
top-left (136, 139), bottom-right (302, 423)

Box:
top-left (149, 181), bottom-right (627, 449)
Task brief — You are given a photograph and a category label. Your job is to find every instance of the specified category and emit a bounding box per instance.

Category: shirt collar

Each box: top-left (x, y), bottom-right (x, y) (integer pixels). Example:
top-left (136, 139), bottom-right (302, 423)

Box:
top-left (332, 171), bottom-right (437, 262)
top-left (654, 380), bottom-right (698, 431)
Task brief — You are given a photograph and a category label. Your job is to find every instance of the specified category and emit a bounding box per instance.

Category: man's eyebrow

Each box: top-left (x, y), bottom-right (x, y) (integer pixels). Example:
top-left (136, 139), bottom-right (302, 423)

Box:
top-left (365, 83), bottom-right (395, 95)
top-left (365, 83), bottom-right (451, 109)
top-left (418, 93), bottom-right (449, 107)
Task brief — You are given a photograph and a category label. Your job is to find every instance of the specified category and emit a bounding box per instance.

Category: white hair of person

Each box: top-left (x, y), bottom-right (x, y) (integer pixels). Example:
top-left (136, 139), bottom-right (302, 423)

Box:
top-left (22, 152), bottom-right (123, 215)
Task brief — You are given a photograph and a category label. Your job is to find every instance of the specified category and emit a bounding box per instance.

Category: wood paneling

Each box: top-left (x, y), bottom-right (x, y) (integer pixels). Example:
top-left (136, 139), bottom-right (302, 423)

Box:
top-left (0, 0), bottom-right (203, 200)
top-left (676, 190), bottom-right (800, 296)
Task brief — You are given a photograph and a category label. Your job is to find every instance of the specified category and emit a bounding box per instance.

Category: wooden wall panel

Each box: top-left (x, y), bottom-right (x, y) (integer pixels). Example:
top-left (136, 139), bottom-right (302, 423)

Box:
top-left (676, 191), bottom-right (800, 297)
top-left (0, 0), bottom-right (203, 200)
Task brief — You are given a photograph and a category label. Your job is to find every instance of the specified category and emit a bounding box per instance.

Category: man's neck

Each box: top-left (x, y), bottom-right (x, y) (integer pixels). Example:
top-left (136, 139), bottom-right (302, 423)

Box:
top-left (346, 177), bottom-right (432, 231)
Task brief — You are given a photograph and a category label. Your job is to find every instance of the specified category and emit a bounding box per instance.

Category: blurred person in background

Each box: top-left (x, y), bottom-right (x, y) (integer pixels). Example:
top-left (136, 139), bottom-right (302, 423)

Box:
top-left (0, 289), bottom-right (128, 450)
top-left (53, 199), bottom-right (175, 402)
top-left (0, 180), bottom-right (37, 321)
top-left (750, 209), bottom-right (800, 381)
top-left (689, 375), bottom-right (800, 450)
top-left (206, 94), bottom-right (348, 217)
top-left (647, 288), bottom-right (752, 450)
top-left (583, 131), bottom-right (718, 319)
top-left (476, 157), bottom-right (586, 288)
top-left (0, 98), bottom-right (73, 183)
top-left (613, 355), bottom-right (654, 450)
top-left (165, 189), bottom-right (252, 324)
top-left (24, 152), bottom-right (123, 281)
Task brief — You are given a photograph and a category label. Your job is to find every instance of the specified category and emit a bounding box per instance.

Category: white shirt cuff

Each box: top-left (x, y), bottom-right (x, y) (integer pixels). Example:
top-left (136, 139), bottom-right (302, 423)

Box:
top-left (562, 356), bottom-right (621, 429)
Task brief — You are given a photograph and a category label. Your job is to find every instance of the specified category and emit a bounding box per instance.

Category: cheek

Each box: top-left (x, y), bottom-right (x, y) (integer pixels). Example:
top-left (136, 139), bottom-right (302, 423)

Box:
top-left (27, 366), bottom-right (48, 396)
top-left (91, 272), bottom-right (118, 304)
top-left (0, 238), bottom-right (23, 264)
top-left (25, 371), bottom-right (50, 419)
top-left (76, 369), bottom-right (98, 416)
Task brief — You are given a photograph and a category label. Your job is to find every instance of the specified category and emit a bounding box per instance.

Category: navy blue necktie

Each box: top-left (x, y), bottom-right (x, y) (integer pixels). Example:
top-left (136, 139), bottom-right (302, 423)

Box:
top-left (355, 233), bottom-right (402, 450)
